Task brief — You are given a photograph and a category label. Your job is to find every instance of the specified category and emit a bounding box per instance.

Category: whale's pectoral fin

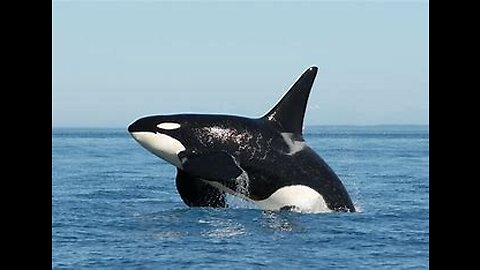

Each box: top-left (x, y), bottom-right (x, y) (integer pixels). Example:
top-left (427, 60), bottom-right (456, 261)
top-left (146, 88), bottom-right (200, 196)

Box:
top-left (179, 151), bottom-right (243, 182)
top-left (175, 168), bottom-right (227, 208)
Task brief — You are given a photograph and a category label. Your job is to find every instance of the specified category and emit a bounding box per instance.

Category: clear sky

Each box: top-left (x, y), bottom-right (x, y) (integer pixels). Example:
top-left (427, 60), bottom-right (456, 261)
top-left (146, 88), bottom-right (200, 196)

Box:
top-left (52, 1), bottom-right (428, 128)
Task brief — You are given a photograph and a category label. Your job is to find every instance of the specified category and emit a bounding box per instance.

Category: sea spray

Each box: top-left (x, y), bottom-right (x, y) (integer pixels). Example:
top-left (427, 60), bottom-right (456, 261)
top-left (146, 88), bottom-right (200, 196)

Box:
top-left (235, 171), bottom-right (250, 196)
top-left (226, 170), bottom-right (257, 209)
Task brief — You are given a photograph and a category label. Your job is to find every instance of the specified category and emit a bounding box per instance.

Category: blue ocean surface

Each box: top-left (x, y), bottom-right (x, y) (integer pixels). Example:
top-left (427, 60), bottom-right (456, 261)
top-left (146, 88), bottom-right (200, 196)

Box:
top-left (52, 126), bottom-right (429, 269)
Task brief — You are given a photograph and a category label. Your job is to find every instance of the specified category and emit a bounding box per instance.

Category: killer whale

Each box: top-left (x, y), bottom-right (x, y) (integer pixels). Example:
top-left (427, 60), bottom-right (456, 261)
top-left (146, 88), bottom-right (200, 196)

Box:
top-left (128, 67), bottom-right (356, 213)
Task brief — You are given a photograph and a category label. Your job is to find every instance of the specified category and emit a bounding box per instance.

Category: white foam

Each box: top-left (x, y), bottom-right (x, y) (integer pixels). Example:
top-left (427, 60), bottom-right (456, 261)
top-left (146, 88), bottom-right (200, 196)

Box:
top-left (199, 218), bottom-right (246, 238)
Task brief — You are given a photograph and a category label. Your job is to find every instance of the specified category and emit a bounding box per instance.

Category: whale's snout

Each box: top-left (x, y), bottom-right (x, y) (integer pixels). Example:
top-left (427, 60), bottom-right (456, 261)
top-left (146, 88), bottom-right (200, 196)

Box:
top-left (128, 119), bottom-right (143, 133)
top-left (128, 116), bottom-right (159, 133)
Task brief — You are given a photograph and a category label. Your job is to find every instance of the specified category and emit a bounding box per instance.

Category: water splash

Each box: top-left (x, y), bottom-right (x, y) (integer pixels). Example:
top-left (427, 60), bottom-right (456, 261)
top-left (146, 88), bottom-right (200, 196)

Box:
top-left (225, 194), bottom-right (257, 209)
top-left (224, 167), bottom-right (257, 209)
top-left (352, 201), bottom-right (364, 213)
top-left (199, 217), bottom-right (247, 239)
top-left (234, 171), bottom-right (250, 196)
top-left (259, 211), bottom-right (295, 232)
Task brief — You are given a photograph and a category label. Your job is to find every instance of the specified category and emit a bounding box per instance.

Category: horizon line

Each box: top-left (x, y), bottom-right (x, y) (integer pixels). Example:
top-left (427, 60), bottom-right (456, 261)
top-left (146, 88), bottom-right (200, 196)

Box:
top-left (52, 124), bottom-right (429, 129)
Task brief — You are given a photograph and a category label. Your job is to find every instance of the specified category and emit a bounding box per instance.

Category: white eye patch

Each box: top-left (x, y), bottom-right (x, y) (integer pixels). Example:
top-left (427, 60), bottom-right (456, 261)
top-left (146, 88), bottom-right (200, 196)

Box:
top-left (157, 122), bottom-right (181, 130)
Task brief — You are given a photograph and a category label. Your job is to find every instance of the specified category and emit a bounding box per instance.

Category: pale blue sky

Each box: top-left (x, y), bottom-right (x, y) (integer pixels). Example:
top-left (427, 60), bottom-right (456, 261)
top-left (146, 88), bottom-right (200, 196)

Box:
top-left (52, 1), bottom-right (428, 128)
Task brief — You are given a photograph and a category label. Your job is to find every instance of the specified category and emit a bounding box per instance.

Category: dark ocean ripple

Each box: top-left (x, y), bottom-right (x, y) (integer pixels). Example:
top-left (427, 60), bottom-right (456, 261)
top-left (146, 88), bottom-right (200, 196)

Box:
top-left (52, 126), bottom-right (429, 269)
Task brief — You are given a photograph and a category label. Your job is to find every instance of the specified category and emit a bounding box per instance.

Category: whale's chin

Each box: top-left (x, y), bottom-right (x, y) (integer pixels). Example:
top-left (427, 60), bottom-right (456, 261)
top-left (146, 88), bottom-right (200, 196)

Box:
top-left (130, 131), bottom-right (185, 168)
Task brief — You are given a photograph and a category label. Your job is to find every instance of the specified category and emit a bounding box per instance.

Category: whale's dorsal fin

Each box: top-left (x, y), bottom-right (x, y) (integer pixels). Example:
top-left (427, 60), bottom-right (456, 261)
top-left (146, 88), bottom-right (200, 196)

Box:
top-left (261, 66), bottom-right (318, 137)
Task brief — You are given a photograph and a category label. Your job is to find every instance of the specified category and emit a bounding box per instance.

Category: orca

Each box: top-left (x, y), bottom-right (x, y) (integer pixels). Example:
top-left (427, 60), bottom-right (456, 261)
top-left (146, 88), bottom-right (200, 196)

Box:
top-left (128, 67), bottom-right (356, 213)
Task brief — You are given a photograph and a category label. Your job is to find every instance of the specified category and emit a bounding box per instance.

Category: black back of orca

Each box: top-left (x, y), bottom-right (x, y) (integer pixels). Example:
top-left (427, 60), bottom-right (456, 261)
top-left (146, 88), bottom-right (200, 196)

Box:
top-left (128, 67), bottom-right (356, 212)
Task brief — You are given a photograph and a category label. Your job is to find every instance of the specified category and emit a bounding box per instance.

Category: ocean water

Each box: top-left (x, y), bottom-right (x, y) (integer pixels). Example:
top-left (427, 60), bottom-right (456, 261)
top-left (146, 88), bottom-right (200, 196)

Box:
top-left (52, 126), bottom-right (429, 269)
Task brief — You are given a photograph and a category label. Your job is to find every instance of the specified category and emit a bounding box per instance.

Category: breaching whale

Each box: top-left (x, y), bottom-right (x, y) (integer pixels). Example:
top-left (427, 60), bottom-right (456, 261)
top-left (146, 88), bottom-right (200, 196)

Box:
top-left (128, 67), bottom-right (356, 213)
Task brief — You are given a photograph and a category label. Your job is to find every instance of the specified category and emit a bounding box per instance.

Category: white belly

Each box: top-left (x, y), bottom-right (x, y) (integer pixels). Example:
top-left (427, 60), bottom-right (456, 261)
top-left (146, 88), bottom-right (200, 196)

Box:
top-left (204, 181), bottom-right (331, 213)
top-left (255, 185), bottom-right (331, 213)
